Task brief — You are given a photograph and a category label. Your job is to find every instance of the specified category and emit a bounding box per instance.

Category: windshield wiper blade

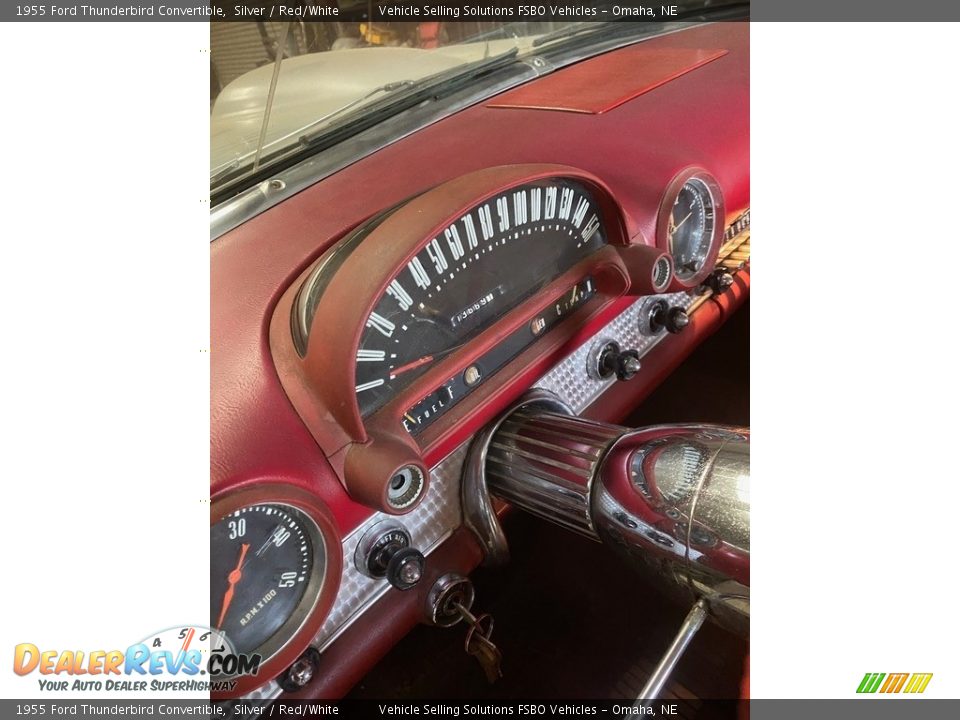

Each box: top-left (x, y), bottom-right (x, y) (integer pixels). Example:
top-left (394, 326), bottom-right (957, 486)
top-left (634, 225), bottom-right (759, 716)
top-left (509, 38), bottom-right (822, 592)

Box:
top-left (298, 47), bottom-right (520, 148)
top-left (294, 80), bottom-right (417, 145)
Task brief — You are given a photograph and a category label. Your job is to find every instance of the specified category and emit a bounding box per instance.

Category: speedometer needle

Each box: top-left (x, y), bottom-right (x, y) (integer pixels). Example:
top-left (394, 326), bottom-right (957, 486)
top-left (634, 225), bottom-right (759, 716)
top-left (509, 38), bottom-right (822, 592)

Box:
top-left (389, 342), bottom-right (468, 379)
top-left (216, 543), bottom-right (249, 629)
top-left (390, 355), bottom-right (435, 378)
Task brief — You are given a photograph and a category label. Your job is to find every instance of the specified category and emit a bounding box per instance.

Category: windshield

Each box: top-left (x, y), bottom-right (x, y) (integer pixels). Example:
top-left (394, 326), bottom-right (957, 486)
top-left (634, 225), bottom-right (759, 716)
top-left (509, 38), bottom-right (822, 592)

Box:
top-left (210, 4), bottom-right (737, 194)
top-left (211, 21), bottom-right (581, 179)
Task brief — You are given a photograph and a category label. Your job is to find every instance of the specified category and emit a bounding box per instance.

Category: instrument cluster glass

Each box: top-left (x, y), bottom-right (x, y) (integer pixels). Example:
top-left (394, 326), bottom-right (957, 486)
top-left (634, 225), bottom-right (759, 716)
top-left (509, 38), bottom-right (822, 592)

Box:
top-left (667, 176), bottom-right (717, 281)
top-left (210, 503), bottom-right (326, 666)
top-left (354, 179), bottom-right (608, 419)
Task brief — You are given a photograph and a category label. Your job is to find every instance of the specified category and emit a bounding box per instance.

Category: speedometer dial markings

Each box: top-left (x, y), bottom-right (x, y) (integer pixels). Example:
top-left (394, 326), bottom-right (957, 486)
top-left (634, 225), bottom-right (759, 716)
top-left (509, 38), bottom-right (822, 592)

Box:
top-left (581, 214), bottom-right (601, 244)
top-left (356, 378), bottom-right (385, 393)
top-left (356, 349), bottom-right (385, 362)
top-left (545, 187), bottom-right (557, 219)
top-left (445, 226), bottom-right (465, 260)
top-left (530, 187), bottom-right (542, 221)
top-left (210, 503), bottom-right (321, 660)
top-left (409, 257), bottom-right (431, 289)
top-left (366, 312), bottom-right (395, 338)
top-left (386, 280), bottom-right (413, 310)
top-left (479, 204), bottom-right (494, 240)
top-left (354, 179), bottom-right (608, 420)
top-left (572, 196), bottom-right (590, 227)
top-left (559, 187), bottom-right (574, 220)
top-left (513, 191), bottom-right (528, 225)
top-left (496, 196), bottom-right (510, 232)
top-left (462, 215), bottom-right (479, 249)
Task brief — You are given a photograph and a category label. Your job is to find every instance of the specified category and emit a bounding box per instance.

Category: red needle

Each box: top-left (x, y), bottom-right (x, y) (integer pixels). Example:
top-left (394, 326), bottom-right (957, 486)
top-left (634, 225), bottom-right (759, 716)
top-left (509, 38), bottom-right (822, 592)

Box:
top-left (216, 543), bottom-right (249, 629)
top-left (390, 355), bottom-right (435, 378)
top-left (389, 342), bottom-right (469, 379)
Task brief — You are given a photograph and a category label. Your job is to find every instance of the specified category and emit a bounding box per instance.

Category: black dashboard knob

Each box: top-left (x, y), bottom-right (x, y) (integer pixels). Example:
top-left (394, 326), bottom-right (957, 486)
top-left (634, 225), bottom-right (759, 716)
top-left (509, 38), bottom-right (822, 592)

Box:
top-left (386, 547), bottom-right (425, 590)
top-left (599, 343), bottom-right (642, 381)
top-left (704, 270), bottom-right (735, 294)
top-left (665, 307), bottom-right (690, 334)
top-left (649, 301), bottom-right (689, 335)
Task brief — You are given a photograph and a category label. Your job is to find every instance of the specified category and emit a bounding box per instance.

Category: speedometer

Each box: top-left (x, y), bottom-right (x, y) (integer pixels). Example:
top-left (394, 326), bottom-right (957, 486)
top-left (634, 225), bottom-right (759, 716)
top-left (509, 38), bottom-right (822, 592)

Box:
top-left (272, 165), bottom-right (650, 514)
top-left (354, 179), bottom-right (607, 417)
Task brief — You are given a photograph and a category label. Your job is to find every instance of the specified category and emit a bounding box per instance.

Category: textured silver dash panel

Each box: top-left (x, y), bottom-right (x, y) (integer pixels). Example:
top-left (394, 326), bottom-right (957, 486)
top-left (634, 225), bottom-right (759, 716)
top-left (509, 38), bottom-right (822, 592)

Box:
top-left (308, 291), bottom-right (693, 658)
top-left (536, 292), bottom-right (694, 411)
top-left (311, 444), bottom-right (468, 652)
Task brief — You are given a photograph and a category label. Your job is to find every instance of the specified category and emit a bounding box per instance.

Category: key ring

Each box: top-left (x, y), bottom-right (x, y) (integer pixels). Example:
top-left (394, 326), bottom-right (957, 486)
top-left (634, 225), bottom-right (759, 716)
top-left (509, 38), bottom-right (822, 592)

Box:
top-left (463, 612), bottom-right (495, 653)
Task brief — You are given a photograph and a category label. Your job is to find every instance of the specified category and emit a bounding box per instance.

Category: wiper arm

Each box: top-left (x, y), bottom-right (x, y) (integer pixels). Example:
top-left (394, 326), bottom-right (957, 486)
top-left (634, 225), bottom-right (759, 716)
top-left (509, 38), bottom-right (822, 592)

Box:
top-left (294, 80), bottom-right (417, 145)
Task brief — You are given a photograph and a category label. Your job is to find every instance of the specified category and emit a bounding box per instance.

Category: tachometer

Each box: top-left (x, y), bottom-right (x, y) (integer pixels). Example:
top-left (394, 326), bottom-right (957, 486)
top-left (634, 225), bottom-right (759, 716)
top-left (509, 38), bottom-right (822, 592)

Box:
top-left (210, 503), bottom-right (327, 669)
top-left (354, 179), bottom-right (607, 417)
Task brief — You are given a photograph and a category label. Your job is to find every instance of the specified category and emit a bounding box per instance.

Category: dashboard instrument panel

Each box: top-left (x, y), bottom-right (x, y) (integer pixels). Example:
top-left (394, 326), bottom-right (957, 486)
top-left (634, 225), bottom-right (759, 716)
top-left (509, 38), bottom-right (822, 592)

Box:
top-left (268, 163), bottom-right (676, 514)
top-left (351, 179), bottom-right (607, 421)
top-left (212, 21), bottom-right (750, 699)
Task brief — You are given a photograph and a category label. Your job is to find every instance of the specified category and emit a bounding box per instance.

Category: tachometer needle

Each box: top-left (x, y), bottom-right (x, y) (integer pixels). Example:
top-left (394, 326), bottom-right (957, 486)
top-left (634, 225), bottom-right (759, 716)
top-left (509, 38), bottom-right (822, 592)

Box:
top-left (216, 543), bottom-right (249, 629)
top-left (253, 525), bottom-right (282, 559)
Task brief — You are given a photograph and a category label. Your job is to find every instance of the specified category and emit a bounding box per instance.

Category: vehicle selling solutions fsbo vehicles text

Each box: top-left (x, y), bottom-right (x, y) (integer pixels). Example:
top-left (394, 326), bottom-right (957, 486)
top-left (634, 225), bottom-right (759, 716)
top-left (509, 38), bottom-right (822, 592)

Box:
top-left (376, 5), bottom-right (678, 19)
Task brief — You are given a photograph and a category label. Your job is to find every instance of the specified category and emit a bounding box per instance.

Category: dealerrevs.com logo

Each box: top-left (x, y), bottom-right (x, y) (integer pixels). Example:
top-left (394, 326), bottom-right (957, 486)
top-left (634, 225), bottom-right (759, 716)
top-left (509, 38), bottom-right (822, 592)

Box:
top-left (12, 626), bottom-right (260, 693)
top-left (857, 672), bottom-right (933, 694)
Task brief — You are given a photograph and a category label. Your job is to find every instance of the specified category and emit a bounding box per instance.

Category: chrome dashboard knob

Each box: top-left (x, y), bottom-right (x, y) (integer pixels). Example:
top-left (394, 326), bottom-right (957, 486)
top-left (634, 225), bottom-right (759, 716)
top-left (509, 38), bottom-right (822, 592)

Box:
top-left (386, 547), bottom-right (425, 591)
top-left (704, 269), bottom-right (735, 294)
top-left (665, 307), bottom-right (689, 333)
top-left (354, 519), bottom-right (424, 590)
top-left (647, 300), bottom-right (689, 334)
top-left (597, 341), bottom-right (642, 381)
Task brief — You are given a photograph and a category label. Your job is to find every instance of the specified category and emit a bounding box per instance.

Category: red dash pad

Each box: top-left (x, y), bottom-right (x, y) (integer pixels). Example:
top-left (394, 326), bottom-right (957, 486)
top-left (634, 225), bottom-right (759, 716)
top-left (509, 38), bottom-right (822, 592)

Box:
top-left (487, 47), bottom-right (729, 115)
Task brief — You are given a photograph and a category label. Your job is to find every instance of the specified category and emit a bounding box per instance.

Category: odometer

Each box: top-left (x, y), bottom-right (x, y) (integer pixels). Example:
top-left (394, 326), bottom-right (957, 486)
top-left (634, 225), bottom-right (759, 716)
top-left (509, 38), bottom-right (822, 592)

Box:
top-left (401, 278), bottom-right (596, 435)
top-left (354, 179), bottom-right (607, 417)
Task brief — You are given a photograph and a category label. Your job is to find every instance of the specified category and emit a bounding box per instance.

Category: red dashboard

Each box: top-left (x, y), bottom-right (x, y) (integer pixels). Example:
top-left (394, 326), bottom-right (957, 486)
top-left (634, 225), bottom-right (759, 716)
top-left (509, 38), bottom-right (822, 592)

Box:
top-left (211, 21), bottom-right (749, 700)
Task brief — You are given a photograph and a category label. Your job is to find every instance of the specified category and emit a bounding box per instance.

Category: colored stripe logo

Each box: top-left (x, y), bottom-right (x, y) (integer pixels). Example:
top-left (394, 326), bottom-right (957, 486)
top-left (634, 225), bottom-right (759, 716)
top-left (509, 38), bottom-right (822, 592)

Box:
top-left (857, 672), bottom-right (933, 694)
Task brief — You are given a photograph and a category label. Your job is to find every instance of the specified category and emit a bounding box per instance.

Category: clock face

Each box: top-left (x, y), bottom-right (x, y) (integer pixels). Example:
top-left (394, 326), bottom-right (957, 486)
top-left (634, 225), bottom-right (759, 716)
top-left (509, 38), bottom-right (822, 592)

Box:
top-left (668, 177), bottom-right (716, 281)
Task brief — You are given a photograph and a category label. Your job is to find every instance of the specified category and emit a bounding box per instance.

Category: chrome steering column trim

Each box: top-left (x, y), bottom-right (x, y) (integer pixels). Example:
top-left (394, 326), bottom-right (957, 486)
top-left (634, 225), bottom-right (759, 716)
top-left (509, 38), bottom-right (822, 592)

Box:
top-left (461, 388), bottom-right (572, 567)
